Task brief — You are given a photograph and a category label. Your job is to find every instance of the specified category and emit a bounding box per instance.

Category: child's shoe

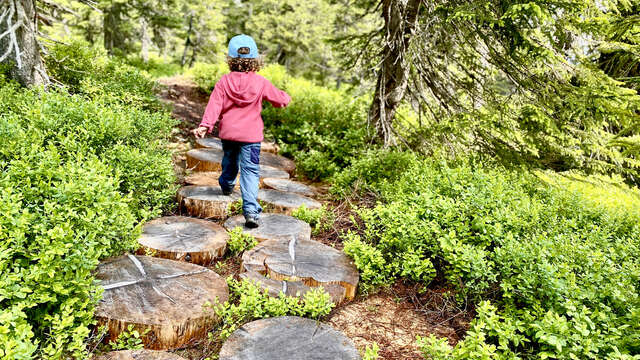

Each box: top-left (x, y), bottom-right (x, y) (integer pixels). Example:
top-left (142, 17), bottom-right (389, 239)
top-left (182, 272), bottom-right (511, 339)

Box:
top-left (245, 214), bottom-right (260, 228)
top-left (221, 188), bottom-right (233, 196)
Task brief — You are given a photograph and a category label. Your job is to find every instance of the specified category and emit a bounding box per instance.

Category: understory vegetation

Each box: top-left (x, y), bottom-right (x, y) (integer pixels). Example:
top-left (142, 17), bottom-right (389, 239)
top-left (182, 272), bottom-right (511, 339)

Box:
top-left (0, 46), bottom-right (176, 359)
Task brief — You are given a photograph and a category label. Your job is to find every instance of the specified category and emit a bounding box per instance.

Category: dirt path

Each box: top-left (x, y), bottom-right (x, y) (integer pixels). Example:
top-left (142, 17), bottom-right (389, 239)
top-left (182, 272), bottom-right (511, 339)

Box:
top-left (155, 75), bottom-right (467, 360)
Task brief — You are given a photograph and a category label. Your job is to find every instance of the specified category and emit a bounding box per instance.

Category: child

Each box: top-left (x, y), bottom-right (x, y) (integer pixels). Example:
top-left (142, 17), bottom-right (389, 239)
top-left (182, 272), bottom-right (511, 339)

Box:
top-left (192, 34), bottom-right (291, 228)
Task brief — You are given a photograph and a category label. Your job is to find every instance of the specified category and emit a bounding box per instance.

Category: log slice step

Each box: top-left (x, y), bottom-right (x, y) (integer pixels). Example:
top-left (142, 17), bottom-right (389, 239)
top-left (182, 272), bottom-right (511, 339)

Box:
top-left (240, 271), bottom-right (346, 304)
top-left (224, 213), bottom-right (311, 243)
top-left (137, 216), bottom-right (228, 265)
top-left (257, 189), bottom-right (321, 214)
top-left (185, 168), bottom-right (288, 187)
top-left (178, 186), bottom-right (240, 219)
top-left (262, 178), bottom-right (315, 197)
top-left (95, 255), bottom-right (228, 350)
top-left (219, 316), bottom-right (361, 360)
top-left (195, 137), bottom-right (280, 154)
top-left (242, 238), bottom-right (359, 301)
top-left (259, 152), bottom-right (296, 174)
top-left (93, 350), bottom-right (186, 360)
top-left (186, 149), bottom-right (223, 172)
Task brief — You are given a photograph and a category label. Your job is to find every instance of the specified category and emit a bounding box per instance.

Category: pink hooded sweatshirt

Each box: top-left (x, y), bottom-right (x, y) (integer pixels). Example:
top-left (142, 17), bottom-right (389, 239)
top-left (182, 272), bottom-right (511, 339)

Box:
top-left (199, 72), bottom-right (291, 143)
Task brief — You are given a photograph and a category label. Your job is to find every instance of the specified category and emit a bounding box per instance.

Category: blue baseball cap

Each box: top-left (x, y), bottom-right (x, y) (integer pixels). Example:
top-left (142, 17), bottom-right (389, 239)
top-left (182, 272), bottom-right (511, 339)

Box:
top-left (228, 34), bottom-right (259, 59)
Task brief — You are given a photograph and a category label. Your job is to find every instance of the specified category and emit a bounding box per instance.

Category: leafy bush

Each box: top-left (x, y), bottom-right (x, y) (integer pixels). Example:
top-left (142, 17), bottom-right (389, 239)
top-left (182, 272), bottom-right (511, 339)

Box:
top-left (187, 62), bottom-right (229, 92)
top-left (0, 50), bottom-right (176, 358)
top-left (212, 278), bottom-right (335, 340)
top-left (291, 205), bottom-right (335, 235)
top-left (227, 227), bottom-right (258, 255)
top-left (341, 158), bottom-right (640, 358)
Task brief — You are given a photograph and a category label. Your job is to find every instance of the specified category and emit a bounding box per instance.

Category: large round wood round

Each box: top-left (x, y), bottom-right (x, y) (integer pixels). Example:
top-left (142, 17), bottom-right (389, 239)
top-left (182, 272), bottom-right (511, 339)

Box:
top-left (137, 216), bottom-right (228, 265)
top-left (177, 186), bottom-right (240, 219)
top-left (95, 255), bottom-right (229, 350)
top-left (93, 350), bottom-right (186, 360)
top-left (218, 316), bottom-right (361, 360)
top-left (259, 152), bottom-right (296, 174)
top-left (257, 189), bottom-right (322, 214)
top-left (185, 149), bottom-right (223, 172)
top-left (261, 178), bottom-right (315, 197)
top-left (195, 138), bottom-right (280, 155)
top-left (223, 213), bottom-right (311, 243)
top-left (242, 238), bottom-right (359, 301)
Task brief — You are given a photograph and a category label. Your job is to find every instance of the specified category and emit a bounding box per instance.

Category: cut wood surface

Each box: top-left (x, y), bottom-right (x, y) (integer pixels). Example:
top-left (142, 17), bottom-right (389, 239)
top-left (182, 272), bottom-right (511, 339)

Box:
top-left (218, 316), bottom-right (361, 360)
top-left (261, 178), bottom-right (315, 197)
top-left (95, 255), bottom-right (228, 350)
top-left (177, 186), bottom-right (240, 219)
top-left (242, 238), bottom-right (359, 301)
top-left (93, 350), bottom-right (186, 360)
top-left (184, 171), bottom-right (240, 188)
top-left (240, 270), bottom-right (346, 304)
top-left (186, 149), bottom-right (223, 172)
top-left (258, 189), bottom-right (322, 214)
top-left (224, 213), bottom-right (311, 243)
top-left (137, 216), bottom-right (228, 265)
top-left (259, 152), bottom-right (296, 174)
top-left (195, 137), bottom-right (280, 154)
top-left (184, 168), bottom-right (288, 187)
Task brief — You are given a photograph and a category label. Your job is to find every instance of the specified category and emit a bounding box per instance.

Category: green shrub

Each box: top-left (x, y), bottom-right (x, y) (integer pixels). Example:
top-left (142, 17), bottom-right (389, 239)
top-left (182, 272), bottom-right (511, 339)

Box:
top-left (291, 205), bottom-right (335, 235)
top-left (187, 62), bottom-right (229, 92)
top-left (212, 278), bottom-right (335, 340)
top-left (227, 227), bottom-right (258, 255)
top-left (342, 158), bottom-right (640, 358)
top-left (0, 51), bottom-right (176, 358)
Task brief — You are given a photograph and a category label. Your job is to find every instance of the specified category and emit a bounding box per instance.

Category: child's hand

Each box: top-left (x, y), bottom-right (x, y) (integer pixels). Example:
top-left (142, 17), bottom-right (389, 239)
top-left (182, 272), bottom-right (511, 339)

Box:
top-left (191, 127), bottom-right (208, 138)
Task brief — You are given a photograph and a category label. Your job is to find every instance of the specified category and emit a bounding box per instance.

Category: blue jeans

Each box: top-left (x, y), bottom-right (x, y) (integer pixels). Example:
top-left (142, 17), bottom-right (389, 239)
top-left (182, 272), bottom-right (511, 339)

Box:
top-left (219, 140), bottom-right (263, 217)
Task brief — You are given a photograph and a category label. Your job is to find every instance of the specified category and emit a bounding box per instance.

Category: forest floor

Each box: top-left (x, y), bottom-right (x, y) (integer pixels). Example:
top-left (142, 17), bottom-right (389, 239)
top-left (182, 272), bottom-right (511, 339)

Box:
top-left (155, 75), bottom-right (472, 360)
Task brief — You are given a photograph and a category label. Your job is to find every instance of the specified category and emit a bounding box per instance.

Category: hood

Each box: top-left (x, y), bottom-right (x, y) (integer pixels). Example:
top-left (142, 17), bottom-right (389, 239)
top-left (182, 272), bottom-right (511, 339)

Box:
top-left (220, 72), bottom-right (265, 106)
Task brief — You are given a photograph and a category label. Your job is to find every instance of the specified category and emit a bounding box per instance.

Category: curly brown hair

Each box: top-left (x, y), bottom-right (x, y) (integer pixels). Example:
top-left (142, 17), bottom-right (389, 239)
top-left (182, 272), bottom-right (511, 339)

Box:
top-left (227, 57), bottom-right (263, 72)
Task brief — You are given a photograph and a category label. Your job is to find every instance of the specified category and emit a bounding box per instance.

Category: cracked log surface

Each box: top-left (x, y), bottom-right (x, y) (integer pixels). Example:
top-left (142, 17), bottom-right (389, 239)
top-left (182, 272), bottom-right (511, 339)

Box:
top-left (219, 316), bottom-right (361, 360)
top-left (195, 137), bottom-right (280, 154)
top-left (95, 255), bottom-right (228, 350)
top-left (177, 186), bottom-right (240, 219)
top-left (242, 238), bottom-right (359, 301)
top-left (224, 213), bottom-right (311, 243)
top-left (257, 189), bottom-right (322, 214)
top-left (137, 216), bottom-right (228, 265)
top-left (261, 178), bottom-right (315, 197)
top-left (93, 350), bottom-right (186, 360)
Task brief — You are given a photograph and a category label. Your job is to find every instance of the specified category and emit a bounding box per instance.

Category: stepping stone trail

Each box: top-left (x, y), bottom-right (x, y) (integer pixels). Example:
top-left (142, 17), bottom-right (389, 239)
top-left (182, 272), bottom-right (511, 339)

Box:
top-left (258, 189), bottom-right (321, 214)
top-left (219, 316), bottom-right (361, 360)
top-left (185, 167), bottom-right (289, 188)
top-left (178, 186), bottom-right (240, 219)
top-left (95, 255), bottom-right (228, 350)
top-left (240, 271), bottom-right (346, 304)
top-left (224, 213), bottom-right (311, 243)
top-left (242, 238), bottom-right (359, 303)
top-left (137, 216), bottom-right (228, 265)
top-left (94, 350), bottom-right (186, 360)
top-left (186, 148), bottom-right (295, 175)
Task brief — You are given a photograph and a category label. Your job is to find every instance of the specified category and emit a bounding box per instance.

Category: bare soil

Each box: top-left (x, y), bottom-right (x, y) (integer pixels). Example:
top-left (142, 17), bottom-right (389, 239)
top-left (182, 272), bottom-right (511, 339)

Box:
top-left (151, 75), bottom-right (471, 359)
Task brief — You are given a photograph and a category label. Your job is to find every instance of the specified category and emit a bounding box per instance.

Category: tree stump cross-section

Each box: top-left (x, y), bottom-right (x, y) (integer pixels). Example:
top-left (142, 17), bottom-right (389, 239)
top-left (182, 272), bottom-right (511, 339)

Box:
top-left (177, 186), bottom-right (240, 219)
top-left (95, 255), bottom-right (229, 350)
top-left (240, 270), bottom-right (346, 304)
top-left (242, 237), bottom-right (359, 302)
top-left (257, 189), bottom-right (322, 214)
top-left (261, 178), bottom-right (315, 197)
top-left (195, 137), bottom-right (281, 154)
top-left (92, 350), bottom-right (187, 360)
top-left (223, 214), bottom-right (311, 243)
top-left (137, 216), bottom-right (229, 265)
top-left (186, 148), bottom-right (295, 174)
top-left (218, 316), bottom-right (361, 360)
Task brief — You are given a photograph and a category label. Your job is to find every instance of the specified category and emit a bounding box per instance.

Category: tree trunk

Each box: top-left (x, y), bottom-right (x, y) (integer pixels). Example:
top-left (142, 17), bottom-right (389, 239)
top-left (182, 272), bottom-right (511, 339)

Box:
top-left (368, 0), bottom-right (422, 146)
top-left (181, 14), bottom-right (193, 67)
top-left (0, 0), bottom-right (49, 87)
top-left (140, 17), bottom-right (150, 63)
top-left (103, 2), bottom-right (125, 55)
